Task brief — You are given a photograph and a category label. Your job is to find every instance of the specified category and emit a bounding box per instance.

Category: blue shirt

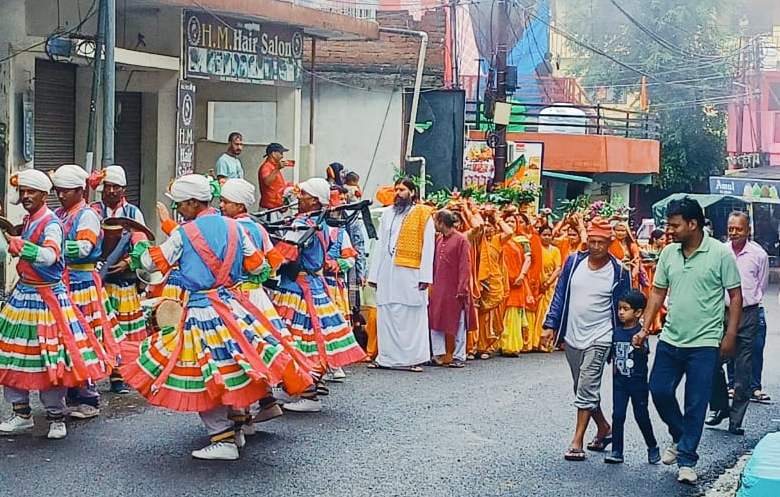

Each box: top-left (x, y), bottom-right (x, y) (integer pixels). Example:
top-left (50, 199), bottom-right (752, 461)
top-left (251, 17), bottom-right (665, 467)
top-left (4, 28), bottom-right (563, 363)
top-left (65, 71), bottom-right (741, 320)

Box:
top-left (215, 153), bottom-right (244, 179)
top-left (612, 324), bottom-right (649, 379)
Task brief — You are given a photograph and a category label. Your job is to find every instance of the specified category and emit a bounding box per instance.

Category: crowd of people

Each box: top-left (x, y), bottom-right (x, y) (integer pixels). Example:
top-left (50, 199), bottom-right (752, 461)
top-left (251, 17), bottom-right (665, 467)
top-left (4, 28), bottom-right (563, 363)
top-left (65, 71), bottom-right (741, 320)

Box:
top-left (0, 132), bottom-right (772, 484)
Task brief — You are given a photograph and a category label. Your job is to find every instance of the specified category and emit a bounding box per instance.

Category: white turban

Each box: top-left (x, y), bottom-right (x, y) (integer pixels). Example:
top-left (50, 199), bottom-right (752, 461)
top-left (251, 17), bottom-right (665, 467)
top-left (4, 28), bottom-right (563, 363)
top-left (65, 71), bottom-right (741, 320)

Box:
top-left (165, 174), bottom-right (212, 203)
top-left (221, 178), bottom-right (256, 211)
top-left (9, 169), bottom-right (53, 204)
top-left (299, 178), bottom-right (331, 205)
top-left (97, 165), bottom-right (127, 190)
top-left (52, 164), bottom-right (89, 189)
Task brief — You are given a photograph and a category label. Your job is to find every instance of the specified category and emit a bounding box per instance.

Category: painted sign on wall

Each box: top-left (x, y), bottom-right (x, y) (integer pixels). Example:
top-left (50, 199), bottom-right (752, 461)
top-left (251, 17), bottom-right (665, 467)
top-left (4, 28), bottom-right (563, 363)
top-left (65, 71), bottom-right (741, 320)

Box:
top-left (183, 9), bottom-right (303, 87)
top-left (462, 141), bottom-right (494, 189)
top-left (176, 80), bottom-right (196, 178)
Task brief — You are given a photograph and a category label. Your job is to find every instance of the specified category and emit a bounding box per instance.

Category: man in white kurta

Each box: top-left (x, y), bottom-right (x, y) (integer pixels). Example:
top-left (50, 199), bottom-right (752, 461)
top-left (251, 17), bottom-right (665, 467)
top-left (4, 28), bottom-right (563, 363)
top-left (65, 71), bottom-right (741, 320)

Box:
top-left (368, 182), bottom-right (435, 369)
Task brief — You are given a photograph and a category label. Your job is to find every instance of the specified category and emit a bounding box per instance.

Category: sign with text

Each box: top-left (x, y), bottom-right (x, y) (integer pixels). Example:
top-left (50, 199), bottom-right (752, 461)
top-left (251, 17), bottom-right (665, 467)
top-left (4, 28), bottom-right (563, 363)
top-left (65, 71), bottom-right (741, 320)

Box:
top-left (507, 141), bottom-right (544, 209)
top-left (183, 10), bottom-right (303, 87)
top-left (176, 80), bottom-right (196, 178)
top-left (709, 175), bottom-right (780, 199)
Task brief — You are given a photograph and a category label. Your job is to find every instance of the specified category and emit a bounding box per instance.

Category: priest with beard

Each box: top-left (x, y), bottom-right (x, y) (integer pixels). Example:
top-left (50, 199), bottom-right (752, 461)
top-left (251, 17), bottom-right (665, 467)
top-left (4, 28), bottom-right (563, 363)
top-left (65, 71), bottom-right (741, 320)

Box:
top-left (367, 177), bottom-right (435, 372)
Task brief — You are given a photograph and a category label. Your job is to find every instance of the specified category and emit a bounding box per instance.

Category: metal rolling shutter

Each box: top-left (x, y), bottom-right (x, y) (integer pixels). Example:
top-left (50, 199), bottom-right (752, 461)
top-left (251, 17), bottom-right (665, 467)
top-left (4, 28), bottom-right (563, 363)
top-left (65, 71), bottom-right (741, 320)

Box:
top-left (34, 59), bottom-right (76, 176)
top-left (115, 92), bottom-right (142, 205)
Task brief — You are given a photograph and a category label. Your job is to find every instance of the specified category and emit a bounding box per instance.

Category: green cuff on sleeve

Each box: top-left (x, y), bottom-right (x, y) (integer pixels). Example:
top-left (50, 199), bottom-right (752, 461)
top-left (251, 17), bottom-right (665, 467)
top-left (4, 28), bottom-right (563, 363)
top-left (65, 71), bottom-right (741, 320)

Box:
top-left (19, 241), bottom-right (40, 262)
top-left (64, 240), bottom-right (81, 260)
top-left (129, 240), bottom-right (152, 271)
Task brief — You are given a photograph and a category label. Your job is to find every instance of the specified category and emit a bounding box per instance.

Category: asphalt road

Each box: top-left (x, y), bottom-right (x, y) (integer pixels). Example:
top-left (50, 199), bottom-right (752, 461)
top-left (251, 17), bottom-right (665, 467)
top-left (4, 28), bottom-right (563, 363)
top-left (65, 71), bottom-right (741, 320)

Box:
top-left (1, 293), bottom-right (779, 497)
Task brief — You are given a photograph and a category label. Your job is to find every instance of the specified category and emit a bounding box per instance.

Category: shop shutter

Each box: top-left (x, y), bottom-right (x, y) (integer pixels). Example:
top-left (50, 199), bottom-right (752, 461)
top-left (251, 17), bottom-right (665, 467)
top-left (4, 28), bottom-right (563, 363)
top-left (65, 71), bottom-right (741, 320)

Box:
top-left (34, 59), bottom-right (76, 179)
top-left (115, 92), bottom-right (142, 205)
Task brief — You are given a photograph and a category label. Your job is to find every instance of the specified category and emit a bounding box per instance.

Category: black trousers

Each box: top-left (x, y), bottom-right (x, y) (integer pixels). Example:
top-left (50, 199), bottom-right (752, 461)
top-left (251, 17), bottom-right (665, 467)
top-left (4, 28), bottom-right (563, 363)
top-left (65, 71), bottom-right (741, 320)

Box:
top-left (710, 305), bottom-right (759, 428)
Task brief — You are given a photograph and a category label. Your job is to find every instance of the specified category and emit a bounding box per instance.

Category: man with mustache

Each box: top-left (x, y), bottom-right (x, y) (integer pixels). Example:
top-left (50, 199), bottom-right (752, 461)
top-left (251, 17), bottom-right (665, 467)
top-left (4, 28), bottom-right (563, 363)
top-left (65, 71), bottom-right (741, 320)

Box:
top-left (367, 177), bottom-right (435, 372)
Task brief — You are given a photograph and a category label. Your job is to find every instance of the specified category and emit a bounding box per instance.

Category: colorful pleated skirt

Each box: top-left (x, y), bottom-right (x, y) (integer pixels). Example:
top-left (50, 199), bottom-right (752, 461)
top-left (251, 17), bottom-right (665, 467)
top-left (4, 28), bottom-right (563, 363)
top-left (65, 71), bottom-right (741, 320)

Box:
top-left (324, 274), bottom-right (351, 324)
top-left (105, 279), bottom-right (147, 342)
top-left (271, 274), bottom-right (365, 370)
top-left (120, 287), bottom-right (313, 413)
top-left (0, 282), bottom-right (109, 390)
top-left (66, 269), bottom-right (125, 361)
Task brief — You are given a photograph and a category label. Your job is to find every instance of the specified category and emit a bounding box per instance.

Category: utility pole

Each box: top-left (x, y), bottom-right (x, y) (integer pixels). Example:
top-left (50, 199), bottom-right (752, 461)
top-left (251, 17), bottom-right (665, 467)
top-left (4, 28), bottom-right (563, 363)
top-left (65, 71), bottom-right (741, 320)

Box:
top-left (450, 0), bottom-right (459, 88)
top-left (101, 0), bottom-right (116, 167)
top-left (493, 0), bottom-right (509, 185)
top-left (85, 0), bottom-right (105, 173)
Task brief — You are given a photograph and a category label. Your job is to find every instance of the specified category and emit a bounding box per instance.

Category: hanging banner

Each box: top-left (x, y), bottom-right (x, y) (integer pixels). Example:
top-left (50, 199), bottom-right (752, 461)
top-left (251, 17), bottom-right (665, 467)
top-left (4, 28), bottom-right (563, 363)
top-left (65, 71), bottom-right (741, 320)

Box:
top-left (507, 141), bottom-right (544, 209)
top-left (176, 80), bottom-right (196, 178)
top-left (183, 9), bottom-right (303, 87)
top-left (462, 141), bottom-right (494, 189)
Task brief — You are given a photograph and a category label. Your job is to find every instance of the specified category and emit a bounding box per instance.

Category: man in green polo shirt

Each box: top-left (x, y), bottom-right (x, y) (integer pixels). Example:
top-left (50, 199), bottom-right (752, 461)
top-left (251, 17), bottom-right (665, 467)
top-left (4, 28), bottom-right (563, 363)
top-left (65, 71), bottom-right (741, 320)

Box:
top-left (634, 196), bottom-right (741, 485)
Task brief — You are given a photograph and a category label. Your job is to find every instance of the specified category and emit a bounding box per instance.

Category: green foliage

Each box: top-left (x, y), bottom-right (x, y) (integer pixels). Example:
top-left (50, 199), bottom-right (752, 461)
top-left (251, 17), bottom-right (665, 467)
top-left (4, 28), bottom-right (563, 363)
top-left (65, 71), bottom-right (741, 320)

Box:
top-left (559, 0), bottom-right (745, 191)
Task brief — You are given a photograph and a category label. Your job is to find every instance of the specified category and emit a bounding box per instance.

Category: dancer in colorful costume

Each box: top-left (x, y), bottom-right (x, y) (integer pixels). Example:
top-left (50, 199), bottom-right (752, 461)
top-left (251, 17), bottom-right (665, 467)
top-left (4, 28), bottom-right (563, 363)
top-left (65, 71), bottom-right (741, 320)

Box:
top-left (123, 174), bottom-right (312, 461)
top-left (271, 178), bottom-right (365, 412)
top-left (0, 169), bottom-right (108, 439)
top-left (53, 164), bottom-right (124, 416)
top-left (90, 165), bottom-right (149, 348)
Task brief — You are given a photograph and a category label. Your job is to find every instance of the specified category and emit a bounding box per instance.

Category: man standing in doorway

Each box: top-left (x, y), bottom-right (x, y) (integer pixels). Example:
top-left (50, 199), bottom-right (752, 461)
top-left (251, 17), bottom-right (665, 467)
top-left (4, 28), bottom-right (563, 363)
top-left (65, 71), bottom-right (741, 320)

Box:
top-left (258, 142), bottom-right (291, 211)
top-left (634, 197), bottom-right (742, 485)
top-left (542, 217), bottom-right (630, 462)
top-left (367, 177), bottom-right (435, 372)
top-left (215, 132), bottom-right (244, 181)
top-left (706, 211), bottom-right (767, 434)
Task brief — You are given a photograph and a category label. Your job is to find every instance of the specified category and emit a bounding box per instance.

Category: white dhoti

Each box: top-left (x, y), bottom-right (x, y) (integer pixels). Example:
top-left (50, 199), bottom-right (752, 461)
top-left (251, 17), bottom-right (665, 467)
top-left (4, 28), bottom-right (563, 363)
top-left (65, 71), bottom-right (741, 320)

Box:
top-left (376, 303), bottom-right (430, 367)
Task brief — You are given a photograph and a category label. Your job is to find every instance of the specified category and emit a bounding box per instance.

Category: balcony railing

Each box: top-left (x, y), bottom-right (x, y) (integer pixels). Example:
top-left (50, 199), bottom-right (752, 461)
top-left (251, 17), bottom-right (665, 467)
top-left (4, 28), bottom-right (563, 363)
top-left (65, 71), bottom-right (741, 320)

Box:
top-left (293, 0), bottom-right (377, 19)
top-left (465, 101), bottom-right (661, 140)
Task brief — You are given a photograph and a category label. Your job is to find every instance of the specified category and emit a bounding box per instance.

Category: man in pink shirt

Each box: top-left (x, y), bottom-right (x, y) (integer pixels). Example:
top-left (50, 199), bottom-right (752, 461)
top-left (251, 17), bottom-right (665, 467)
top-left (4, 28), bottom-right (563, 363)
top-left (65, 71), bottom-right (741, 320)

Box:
top-left (706, 211), bottom-right (768, 434)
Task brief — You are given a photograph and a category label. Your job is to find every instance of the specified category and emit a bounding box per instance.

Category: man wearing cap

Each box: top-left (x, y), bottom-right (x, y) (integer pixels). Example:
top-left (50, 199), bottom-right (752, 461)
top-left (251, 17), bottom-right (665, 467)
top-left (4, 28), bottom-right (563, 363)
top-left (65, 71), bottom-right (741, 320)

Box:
top-left (270, 177), bottom-right (365, 413)
top-left (124, 174), bottom-right (313, 461)
top-left (541, 217), bottom-right (630, 462)
top-left (90, 165), bottom-right (149, 354)
top-left (367, 177), bottom-right (435, 373)
top-left (0, 169), bottom-right (108, 440)
top-left (258, 143), bottom-right (291, 211)
top-left (53, 164), bottom-right (124, 419)
top-left (215, 132), bottom-right (244, 181)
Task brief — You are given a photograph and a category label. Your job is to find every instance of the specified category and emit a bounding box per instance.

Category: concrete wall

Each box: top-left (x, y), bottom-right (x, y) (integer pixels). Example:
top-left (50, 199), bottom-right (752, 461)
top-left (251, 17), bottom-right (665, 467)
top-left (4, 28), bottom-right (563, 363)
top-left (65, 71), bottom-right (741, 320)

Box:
top-left (301, 81), bottom-right (401, 199)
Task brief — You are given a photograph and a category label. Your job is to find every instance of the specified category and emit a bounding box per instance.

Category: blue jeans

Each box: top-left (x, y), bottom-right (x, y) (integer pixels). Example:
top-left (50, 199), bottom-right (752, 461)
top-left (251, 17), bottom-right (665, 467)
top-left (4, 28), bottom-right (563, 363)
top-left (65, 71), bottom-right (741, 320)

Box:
top-left (612, 375), bottom-right (657, 455)
top-left (727, 307), bottom-right (766, 392)
top-left (649, 341), bottom-right (719, 468)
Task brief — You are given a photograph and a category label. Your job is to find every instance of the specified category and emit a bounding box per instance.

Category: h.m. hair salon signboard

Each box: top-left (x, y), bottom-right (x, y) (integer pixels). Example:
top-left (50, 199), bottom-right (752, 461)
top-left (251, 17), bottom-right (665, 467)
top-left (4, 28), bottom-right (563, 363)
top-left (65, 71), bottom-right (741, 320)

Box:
top-left (184, 10), bottom-right (303, 87)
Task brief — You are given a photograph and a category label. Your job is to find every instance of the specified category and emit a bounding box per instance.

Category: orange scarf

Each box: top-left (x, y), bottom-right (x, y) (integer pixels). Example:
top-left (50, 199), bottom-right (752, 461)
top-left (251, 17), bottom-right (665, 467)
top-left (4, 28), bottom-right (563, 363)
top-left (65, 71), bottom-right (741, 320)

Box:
top-left (394, 204), bottom-right (434, 269)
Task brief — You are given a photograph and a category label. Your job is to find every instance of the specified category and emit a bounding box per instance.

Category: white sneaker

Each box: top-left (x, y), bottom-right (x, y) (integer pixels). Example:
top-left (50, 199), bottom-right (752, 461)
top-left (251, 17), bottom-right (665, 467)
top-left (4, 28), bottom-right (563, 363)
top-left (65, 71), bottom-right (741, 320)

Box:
top-left (272, 387), bottom-right (295, 404)
top-left (254, 403), bottom-right (284, 423)
top-left (678, 466), bottom-right (698, 484)
top-left (0, 415), bottom-right (34, 433)
top-left (68, 404), bottom-right (100, 419)
top-left (662, 444), bottom-right (678, 465)
top-left (235, 430), bottom-right (246, 449)
top-left (332, 367), bottom-right (347, 381)
top-left (191, 442), bottom-right (240, 461)
top-left (281, 397), bottom-right (322, 413)
top-left (47, 421), bottom-right (67, 440)
top-left (241, 423), bottom-right (257, 437)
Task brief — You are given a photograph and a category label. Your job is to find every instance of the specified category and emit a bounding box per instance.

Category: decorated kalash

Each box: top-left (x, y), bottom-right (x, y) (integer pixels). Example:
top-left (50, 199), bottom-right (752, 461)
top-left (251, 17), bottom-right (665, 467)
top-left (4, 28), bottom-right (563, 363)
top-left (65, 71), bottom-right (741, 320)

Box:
top-left (259, 178), bottom-right (371, 412)
top-left (0, 170), bottom-right (109, 440)
top-left (123, 174), bottom-right (316, 461)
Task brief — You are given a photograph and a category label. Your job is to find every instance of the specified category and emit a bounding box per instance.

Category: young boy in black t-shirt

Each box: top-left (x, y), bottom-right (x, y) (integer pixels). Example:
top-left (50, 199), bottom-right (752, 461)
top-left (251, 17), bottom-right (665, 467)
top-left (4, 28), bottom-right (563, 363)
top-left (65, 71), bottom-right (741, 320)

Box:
top-left (605, 290), bottom-right (661, 464)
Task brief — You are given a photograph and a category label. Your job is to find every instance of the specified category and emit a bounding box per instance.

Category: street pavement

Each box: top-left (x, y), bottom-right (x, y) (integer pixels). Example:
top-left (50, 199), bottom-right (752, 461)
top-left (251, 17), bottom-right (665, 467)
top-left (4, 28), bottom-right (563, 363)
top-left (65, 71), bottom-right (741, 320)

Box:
top-left (1, 292), bottom-right (779, 497)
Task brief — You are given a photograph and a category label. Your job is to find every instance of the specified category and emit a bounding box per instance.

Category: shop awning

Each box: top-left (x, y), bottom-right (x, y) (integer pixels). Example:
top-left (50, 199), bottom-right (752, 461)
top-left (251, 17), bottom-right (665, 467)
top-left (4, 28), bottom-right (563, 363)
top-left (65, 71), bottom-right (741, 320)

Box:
top-left (542, 171), bottom-right (593, 183)
top-left (652, 193), bottom-right (747, 225)
top-left (152, 0), bottom-right (380, 40)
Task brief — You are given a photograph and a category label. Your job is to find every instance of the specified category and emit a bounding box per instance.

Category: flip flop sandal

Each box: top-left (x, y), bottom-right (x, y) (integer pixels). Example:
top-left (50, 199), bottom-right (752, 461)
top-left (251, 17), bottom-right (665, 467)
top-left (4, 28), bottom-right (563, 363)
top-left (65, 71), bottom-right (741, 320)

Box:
top-left (449, 360), bottom-right (466, 368)
top-left (427, 359), bottom-right (447, 367)
top-left (564, 448), bottom-right (586, 461)
top-left (587, 435), bottom-right (613, 452)
top-left (752, 391), bottom-right (772, 403)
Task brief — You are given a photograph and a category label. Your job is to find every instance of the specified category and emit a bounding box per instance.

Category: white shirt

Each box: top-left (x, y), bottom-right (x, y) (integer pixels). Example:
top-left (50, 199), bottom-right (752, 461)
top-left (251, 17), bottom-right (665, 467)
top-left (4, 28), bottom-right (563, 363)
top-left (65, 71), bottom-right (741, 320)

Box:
top-left (367, 206), bottom-right (435, 307)
top-left (564, 260), bottom-right (614, 349)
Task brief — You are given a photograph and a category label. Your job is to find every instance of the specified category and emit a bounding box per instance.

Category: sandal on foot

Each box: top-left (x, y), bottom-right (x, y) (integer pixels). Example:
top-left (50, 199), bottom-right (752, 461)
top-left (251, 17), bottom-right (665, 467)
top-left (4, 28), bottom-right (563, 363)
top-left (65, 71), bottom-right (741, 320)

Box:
top-left (587, 434), bottom-right (613, 452)
top-left (564, 448), bottom-right (586, 461)
top-left (449, 360), bottom-right (466, 368)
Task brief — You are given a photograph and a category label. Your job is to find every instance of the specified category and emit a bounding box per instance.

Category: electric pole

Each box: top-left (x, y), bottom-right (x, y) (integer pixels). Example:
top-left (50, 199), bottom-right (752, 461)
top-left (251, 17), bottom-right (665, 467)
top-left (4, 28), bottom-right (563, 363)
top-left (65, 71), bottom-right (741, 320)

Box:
top-left (101, 0), bottom-right (116, 167)
top-left (493, 0), bottom-right (509, 185)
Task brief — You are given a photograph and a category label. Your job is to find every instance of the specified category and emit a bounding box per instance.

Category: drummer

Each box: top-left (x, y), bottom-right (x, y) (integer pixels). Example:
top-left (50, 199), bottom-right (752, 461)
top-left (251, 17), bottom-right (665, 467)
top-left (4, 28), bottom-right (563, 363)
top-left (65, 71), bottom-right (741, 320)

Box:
top-left (52, 164), bottom-right (125, 417)
top-left (90, 166), bottom-right (149, 351)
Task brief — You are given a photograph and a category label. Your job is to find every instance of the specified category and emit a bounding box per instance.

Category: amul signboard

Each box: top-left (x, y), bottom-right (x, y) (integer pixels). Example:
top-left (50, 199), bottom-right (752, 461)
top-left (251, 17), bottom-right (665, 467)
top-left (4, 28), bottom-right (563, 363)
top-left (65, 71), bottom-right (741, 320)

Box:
top-left (183, 10), bottom-right (303, 87)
